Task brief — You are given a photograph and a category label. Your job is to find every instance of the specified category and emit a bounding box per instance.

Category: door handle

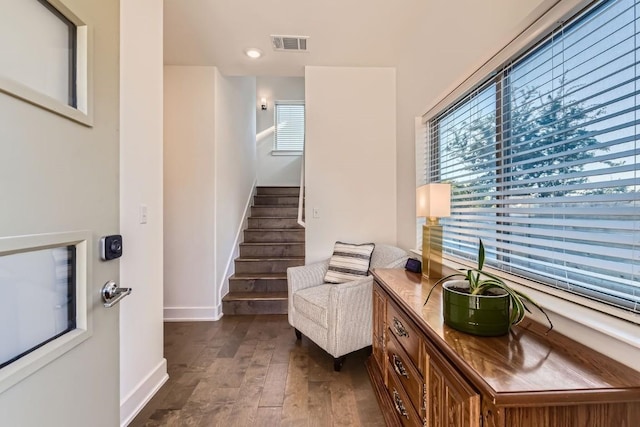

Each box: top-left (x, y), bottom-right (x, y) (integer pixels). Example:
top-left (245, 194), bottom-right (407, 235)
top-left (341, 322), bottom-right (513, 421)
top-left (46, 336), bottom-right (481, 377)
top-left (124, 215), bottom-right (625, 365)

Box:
top-left (102, 281), bottom-right (132, 308)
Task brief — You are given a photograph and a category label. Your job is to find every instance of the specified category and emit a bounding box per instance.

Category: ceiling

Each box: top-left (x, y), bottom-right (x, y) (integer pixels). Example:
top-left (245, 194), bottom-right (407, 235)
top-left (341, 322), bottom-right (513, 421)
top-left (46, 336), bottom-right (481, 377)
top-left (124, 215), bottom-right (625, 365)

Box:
top-left (163, 0), bottom-right (425, 76)
top-left (164, 0), bottom-right (549, 78)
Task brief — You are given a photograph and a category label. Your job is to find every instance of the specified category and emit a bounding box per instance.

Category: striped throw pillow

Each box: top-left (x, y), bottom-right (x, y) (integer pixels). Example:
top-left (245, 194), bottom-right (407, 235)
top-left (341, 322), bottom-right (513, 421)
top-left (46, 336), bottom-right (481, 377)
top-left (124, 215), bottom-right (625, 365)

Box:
top-left (324, 242), bottom-right (375, 284)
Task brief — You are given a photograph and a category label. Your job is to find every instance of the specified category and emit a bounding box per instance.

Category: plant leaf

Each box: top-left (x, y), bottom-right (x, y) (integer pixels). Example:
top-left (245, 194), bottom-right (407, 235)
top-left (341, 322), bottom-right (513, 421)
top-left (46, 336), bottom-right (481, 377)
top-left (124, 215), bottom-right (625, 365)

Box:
top-left (471, 280), bottom-right (505, 295)
top-left (476, 269), bottom-right (504, 283)
top-left (423, 272), bottom-right (465, 306)
top-left (510, 292), bottom-right (526, 325)
top-left (478, 239), bottom-right (485, 270)
top-left (510, 288), bottom-right (554, 332)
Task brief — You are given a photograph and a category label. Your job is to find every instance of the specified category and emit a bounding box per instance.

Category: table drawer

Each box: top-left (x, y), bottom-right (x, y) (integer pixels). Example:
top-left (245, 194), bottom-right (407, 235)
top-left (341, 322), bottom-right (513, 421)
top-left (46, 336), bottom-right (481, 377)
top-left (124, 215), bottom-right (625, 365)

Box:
top-left (387, 364), bottom-right (423, 427)
top-left (387, 299), bottom-right (420, 367)
top-left (387, 333), bottom-right (424, 417)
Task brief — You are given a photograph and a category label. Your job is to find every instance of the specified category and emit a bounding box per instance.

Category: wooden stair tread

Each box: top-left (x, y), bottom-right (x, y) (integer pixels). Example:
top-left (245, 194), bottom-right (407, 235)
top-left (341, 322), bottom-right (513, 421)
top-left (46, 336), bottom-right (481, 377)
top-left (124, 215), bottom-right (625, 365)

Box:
top-left (223, 292), bottom-right (288, 301)
top-left (249, 216), bottom-right (298, 219)
top-left (253, 198), bottom-right (300, 200)
top-left (240, 242), bottom-right (304, 246)
top-left (248, 216), bottom-right (301, 220)
top-left (230, 273), bottom-right (287, 280)
top-left (236, 256), bottom-right (304, 261)
top-left (245, 228), bottom-right (304, 232)
top-left (251, 207), bottom-right (297, 209)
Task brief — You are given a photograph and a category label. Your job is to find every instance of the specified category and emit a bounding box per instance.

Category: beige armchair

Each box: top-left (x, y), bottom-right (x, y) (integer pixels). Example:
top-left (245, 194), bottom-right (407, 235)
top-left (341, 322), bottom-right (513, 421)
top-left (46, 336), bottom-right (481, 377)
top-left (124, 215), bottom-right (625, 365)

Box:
top-left (287, 244), bottom-right (409, 371)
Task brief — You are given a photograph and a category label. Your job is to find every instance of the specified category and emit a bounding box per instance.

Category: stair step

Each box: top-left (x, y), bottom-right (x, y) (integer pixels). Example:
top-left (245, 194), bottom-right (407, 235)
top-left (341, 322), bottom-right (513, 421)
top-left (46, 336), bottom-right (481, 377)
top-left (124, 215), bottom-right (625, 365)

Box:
top-left (234, 257), bottom-right (305, 274)
top-left (251, 206), bottom-right (298, 218)
top-left (256, 186), bottom-right (300, 196)
top-left (222, 292), bottom-right (288, 315)
top-left (248, 217), bottom-right (302, 229)
top-left (244, 229), bottom-right (305, 243)
top-left (224, 291), bottom-right (288, 301)
top-left (231, 272), bottom-right (287, 279)
top-left (224, 185), bottom-right (304, 316)
top-left (240, 242), bottom-right (304, 257)
top-left (254, 195), bottom-right (299, 206)
top-left (228, 274), bottom-right (288, 292)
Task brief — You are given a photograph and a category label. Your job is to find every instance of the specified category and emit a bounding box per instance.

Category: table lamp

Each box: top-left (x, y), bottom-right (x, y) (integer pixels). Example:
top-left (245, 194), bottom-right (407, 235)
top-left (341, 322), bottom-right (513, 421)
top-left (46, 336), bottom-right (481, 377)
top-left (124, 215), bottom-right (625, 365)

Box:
top-left (416, 183), bottom-right (451, 279)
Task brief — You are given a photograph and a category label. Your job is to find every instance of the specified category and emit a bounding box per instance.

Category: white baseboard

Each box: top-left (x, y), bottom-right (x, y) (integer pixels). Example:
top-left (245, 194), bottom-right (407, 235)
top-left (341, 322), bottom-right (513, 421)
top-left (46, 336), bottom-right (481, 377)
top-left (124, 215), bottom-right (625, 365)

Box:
top-left (120, 358), bottom-right (168, 427)
top-left (163, 305), bottom-right (222, 322)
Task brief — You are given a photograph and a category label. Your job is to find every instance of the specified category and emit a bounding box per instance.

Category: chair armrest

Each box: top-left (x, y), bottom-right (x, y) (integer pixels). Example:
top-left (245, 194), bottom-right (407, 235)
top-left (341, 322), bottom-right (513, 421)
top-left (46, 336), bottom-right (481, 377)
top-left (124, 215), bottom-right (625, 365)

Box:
top-left (287, 260), bottom-right (330, 294)
top-left (383, 255), bottom-right (409, 269)
top-left (287, 260), bottom-right (330, 327)
top-left (329, 275), bottom-right (373, 298)
top-left (325, 275), bottom-right (375, 357)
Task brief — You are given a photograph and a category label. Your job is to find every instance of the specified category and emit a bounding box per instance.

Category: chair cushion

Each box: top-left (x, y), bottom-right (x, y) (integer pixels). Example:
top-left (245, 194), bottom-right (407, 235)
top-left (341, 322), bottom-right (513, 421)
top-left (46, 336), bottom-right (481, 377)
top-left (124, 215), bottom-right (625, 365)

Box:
top-left (293, 285), bottom-right (332, 328)
top-left (323, 241), bottom-right (375, 284)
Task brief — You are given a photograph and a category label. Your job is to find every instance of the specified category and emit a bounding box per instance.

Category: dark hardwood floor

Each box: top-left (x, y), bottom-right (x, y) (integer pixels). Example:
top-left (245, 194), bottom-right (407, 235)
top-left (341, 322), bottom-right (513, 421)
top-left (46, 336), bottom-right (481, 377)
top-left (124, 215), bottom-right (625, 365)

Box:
top-left (129, 315), bottom-right (385, 426)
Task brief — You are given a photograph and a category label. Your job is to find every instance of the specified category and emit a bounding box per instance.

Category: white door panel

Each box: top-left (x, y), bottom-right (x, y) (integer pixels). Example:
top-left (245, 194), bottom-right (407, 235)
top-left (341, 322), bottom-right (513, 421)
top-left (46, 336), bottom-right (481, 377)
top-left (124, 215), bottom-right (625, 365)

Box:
top-left (0, 0), bottom-right (120, 425)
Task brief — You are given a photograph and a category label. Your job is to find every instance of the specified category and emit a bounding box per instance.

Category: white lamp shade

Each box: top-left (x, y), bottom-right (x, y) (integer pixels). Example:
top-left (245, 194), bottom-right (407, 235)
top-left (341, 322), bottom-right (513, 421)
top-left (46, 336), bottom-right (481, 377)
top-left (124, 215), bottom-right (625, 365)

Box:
top-left (416, 183), bottom-right (451, 218)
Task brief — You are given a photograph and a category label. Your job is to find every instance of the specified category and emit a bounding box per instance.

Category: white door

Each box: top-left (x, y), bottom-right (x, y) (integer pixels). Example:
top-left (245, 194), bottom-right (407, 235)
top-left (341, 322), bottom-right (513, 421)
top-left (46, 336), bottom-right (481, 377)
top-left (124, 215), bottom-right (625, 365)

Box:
top-left (0, 0), bottom-right (121, 425)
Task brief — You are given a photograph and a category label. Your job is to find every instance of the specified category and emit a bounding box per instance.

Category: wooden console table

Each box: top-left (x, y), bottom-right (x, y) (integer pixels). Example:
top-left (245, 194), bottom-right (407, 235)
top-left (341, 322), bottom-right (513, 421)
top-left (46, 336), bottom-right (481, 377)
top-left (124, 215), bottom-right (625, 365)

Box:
top-left (366, 268), bottom-right (640, 427)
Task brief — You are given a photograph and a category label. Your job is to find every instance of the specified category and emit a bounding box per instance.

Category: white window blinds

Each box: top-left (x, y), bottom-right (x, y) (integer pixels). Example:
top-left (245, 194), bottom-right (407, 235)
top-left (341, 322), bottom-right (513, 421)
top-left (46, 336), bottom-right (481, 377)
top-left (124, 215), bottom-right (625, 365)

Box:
top-left (275, 101), bottom-right (305, 151)
top-left (424, 0), bottom-right (640, 314)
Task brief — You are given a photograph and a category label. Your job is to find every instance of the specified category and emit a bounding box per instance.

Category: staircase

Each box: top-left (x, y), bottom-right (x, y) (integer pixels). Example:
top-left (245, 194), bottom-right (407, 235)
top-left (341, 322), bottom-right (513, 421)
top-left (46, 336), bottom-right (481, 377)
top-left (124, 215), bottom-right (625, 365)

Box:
top-left (222, 186), bottom-right (304, 315)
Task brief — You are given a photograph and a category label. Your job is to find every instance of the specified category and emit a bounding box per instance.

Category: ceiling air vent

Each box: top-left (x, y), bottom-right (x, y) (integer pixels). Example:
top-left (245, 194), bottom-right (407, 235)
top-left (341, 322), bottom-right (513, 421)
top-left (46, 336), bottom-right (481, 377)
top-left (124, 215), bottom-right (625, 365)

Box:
top-left (271, 35), bottom-right (309, 52)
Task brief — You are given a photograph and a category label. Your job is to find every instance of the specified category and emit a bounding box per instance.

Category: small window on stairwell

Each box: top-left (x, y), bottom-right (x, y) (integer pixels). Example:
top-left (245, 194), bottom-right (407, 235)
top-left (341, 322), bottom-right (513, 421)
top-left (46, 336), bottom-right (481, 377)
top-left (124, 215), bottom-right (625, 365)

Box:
top-left (273, 101), bottom-right (304, 155)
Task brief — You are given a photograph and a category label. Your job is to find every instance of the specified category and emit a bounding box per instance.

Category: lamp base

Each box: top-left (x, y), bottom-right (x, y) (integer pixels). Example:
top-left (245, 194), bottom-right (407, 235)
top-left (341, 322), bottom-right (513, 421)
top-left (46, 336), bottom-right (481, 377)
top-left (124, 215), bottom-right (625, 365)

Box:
top-left (422, 223), bottom-right (444, 280)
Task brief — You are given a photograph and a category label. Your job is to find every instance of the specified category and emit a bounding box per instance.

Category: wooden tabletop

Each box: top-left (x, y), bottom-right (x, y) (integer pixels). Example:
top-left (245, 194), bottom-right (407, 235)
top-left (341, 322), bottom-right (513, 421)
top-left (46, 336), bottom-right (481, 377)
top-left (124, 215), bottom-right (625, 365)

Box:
top-left (372, 268), bottom-right (640, 407)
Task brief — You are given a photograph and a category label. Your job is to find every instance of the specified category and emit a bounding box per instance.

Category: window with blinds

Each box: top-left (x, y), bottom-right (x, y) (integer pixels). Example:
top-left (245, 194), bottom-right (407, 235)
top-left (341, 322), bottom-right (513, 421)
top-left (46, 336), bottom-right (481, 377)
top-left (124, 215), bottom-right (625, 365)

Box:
top-left (423, 0), bottom-right (640, 314)
top-left (274, 101), bottom-right (305, 152)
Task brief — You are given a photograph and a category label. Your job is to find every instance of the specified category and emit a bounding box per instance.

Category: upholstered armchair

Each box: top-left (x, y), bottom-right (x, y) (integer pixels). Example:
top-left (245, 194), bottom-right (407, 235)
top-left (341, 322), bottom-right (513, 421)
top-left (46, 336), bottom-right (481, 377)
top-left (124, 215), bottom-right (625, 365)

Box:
top-left (287, 244), bottom-right (409, 371)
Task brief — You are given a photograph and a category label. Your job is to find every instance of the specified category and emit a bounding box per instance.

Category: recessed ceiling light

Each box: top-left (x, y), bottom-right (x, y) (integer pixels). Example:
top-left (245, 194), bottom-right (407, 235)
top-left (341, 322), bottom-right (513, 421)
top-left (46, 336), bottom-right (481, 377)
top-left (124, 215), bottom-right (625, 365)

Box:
top-left (244, 48), bottom-right (263, 59)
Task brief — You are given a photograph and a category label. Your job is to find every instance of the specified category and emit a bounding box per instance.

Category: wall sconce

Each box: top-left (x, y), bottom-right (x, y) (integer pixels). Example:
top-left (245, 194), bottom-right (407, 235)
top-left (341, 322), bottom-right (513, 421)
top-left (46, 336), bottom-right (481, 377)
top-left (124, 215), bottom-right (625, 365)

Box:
top-left (416, 183), bottom-right (451, 280)
top-left (260, 97), bottom-right (267, 110)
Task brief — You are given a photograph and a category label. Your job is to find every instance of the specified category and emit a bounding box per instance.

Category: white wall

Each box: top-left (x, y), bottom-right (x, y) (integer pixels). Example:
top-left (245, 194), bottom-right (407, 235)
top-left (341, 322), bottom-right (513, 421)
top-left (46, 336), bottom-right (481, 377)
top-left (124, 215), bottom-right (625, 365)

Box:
top-left (305, 66), bottom-right (396, 263)
top-left (256, 76), bottom-right (304, 186)
top-left (164, 66), bottom-right (217, 320)
top-left (164, 66), bottom-right (256, 320)
top-left (214, 71), bottom-right (257, 302)
top-left (120, 1), bottom-right (167, 425)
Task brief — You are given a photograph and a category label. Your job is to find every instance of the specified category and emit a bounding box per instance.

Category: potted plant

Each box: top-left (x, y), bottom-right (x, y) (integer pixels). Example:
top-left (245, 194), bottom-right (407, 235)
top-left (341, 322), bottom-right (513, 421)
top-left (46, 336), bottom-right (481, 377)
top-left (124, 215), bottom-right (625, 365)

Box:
top-left (425, 240), bottom-right (553, 336)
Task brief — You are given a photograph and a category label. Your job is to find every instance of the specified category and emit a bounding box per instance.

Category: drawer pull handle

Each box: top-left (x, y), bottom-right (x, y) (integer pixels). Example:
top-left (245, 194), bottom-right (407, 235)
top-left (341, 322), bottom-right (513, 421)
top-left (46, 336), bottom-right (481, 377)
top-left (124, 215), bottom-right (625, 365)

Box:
top-left (392, 354), bottom-right (409, 379)
top-left (392, 389), bottom-right (409, 419)
top-left (392, 317), bottom-right (409, 338)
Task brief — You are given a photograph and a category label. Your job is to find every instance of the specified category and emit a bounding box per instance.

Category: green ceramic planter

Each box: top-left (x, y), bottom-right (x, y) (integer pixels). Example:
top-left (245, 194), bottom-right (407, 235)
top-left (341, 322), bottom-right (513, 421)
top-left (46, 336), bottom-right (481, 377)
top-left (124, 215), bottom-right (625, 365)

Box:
top-left (442, 280), bottom-right (511, 337)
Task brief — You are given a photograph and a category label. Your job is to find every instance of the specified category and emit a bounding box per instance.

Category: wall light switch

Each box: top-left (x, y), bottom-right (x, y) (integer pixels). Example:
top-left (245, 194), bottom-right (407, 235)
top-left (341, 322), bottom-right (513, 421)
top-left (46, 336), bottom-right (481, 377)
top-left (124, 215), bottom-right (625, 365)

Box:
top-left (313, 207), bottom-right (320, 218)
top-left (139, 204), bottom-right (148, 224)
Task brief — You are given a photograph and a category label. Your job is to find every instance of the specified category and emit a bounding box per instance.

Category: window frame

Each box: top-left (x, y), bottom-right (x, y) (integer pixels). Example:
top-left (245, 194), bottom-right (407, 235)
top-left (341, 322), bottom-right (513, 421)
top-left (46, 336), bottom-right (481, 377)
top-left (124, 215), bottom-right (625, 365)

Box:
top-left (417, 0), bottom-right (640, 326)
top-left (273, 100), bottom-right (305, 155)
top-left (36, 0), bottom-right (78, 108)
top-left (0, 0), bottom-right (92, 126)
top-left (0, 245), bottom-right (77, 370)
top-left (0, 231), bottom-right (92, 394)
